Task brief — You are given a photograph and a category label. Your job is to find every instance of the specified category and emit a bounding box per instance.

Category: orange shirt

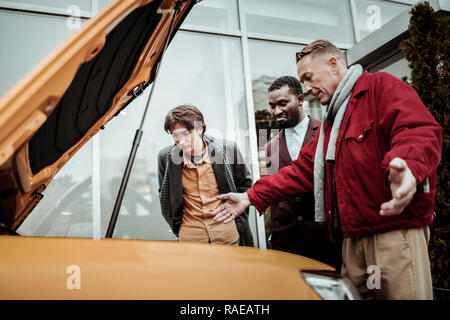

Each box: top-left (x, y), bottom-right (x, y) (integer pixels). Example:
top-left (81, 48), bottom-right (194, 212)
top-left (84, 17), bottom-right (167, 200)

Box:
top-left (179, 151), bottom-right (239, 245)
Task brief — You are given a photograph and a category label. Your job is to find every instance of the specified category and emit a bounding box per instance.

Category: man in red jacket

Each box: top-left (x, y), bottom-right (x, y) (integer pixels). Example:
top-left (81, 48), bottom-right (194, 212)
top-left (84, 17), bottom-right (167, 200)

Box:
top-left (213, 40), bottom-right (442, 300)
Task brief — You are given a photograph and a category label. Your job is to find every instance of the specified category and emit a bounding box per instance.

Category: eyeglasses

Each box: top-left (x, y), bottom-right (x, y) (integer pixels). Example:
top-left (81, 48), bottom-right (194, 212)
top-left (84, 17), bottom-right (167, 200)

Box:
top-left (171, 129), bottom-right (192, 141)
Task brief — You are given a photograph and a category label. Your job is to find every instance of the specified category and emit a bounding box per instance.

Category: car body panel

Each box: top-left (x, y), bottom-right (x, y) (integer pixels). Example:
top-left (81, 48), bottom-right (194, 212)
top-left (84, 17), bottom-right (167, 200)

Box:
top-left (0, 236), bottom-right (331, 299)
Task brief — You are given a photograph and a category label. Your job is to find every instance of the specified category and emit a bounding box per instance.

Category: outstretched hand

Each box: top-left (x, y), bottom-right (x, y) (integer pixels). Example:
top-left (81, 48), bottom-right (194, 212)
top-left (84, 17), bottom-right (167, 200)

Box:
top-left (380, 157), bottom-right (417, 216)
top-left (213, 192), bottom-right (251, 223)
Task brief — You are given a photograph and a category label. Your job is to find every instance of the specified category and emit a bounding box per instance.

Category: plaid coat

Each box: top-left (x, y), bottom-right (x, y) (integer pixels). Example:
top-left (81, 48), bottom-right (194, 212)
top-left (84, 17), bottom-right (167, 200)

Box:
top-left (158, 136), bottom-right (254, 246)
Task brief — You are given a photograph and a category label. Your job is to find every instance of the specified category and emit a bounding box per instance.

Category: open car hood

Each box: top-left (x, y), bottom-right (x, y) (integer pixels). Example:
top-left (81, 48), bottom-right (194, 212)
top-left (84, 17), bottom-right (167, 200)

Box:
top-left (0, 0), bottom-right (195, 232)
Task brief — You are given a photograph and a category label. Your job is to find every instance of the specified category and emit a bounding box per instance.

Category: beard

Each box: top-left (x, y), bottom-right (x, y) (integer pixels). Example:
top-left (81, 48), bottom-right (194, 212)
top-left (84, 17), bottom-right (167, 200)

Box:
top-left (272, 109), bottom-right (301, 129)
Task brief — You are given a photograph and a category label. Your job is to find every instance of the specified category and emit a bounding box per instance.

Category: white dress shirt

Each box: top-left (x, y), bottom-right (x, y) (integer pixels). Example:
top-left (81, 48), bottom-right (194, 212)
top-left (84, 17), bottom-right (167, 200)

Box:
top-left (284, 116), bottom-right (310, 161)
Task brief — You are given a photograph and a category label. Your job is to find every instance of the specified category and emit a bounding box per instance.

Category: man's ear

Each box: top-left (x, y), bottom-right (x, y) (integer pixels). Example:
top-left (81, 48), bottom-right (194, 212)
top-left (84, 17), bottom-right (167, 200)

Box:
top-left (329, 56), bottom-right (338, 66)
top-left (296, 94), bottom-right (304, 106)
top-left (329, 56), bottom-right (340, 73)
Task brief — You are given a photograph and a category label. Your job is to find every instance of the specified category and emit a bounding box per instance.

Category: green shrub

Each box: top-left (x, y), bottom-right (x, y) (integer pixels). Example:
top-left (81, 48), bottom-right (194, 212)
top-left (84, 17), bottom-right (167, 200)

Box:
top-left (399, 1), bottom-right (449, 289)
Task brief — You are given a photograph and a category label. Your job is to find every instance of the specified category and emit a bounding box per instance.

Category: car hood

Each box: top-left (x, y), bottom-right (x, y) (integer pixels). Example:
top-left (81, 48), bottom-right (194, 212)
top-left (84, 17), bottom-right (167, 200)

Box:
top-left (0, 236), bottom-right (333, 299)
top-left (0, 0), bottom-right (195, 231)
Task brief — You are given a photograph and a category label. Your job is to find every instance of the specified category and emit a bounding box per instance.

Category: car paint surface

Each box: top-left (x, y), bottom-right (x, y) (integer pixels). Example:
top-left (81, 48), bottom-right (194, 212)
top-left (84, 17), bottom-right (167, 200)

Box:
top-left (0, 236), bottom-right (331, 299)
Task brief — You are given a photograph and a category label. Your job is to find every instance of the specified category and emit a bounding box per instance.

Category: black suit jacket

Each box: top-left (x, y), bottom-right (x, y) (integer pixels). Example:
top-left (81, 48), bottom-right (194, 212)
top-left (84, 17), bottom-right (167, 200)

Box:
top-left (264, 116), bottom-right (334, 261)
top-left (158, 137), bottom-right (254, 246)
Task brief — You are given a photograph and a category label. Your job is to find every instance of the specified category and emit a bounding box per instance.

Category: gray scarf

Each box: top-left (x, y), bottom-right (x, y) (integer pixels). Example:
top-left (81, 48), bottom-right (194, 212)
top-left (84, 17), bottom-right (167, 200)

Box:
top-left (314, 64), bottom-right (363, 222)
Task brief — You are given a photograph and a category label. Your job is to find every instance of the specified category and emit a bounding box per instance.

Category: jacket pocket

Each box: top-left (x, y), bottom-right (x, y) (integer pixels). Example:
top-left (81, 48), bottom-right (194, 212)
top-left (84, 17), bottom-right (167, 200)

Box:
top-left (341, 120), bottom-right (382, 186)
top-left (344, 120), bottom-right (374, 142)
top-left (343, 120), bottom-right (380, 161)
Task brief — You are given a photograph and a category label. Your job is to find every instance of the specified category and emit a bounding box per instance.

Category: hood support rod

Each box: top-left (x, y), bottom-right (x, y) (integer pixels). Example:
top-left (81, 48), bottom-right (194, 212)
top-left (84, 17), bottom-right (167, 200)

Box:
top-left (106, 1), bottom-right (182, 238)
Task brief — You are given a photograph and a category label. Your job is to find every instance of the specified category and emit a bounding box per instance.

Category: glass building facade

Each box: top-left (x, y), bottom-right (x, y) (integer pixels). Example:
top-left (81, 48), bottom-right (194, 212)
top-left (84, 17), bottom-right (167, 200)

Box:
top-left (0, 0), bottom-right (424, 247)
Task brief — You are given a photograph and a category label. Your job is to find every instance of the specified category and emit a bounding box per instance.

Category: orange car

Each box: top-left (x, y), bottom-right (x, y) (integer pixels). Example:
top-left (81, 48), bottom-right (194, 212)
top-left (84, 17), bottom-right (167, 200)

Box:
top-left (0, 0), bottom-right (359, 300)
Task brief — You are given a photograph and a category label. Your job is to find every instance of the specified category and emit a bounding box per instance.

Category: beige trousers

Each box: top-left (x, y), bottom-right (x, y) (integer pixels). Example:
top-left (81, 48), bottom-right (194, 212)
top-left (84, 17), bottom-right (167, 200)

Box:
top-left (341, 226), bottom-right (433, 300)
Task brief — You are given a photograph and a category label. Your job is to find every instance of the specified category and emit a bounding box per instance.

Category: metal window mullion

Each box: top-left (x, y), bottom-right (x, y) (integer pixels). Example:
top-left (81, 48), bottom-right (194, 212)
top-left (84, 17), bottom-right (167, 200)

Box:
top-left (0, 1), bottom-right (92, 18)
top-left (348, 0), bottom-right (361, 44)
top-left (220, 39), bottom-right (235, 136)
top-left (383, 0), bottom-right (418, 6)
top-left (179, 24), bottom-right (352, 49)
top-left (228, 0), bottom-right (237, 31)
top-left (237, 0), bottom-right (266, 250)
top-left (180, 24), bottom-right (243, 37)
top-left (247, 32), bottom-right (354, 49)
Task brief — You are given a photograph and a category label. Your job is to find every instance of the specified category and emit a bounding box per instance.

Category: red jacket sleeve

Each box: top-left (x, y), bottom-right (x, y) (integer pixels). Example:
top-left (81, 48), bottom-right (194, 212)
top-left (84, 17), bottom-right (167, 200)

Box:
top-left (377, 73), bottom-right (442, 185)
top-left (247, 131), bottom-right (318, 214)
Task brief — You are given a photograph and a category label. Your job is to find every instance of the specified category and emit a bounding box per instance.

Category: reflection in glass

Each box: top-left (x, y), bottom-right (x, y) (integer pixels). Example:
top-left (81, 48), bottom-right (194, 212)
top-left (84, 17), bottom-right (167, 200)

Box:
top-left (0, 10), bottom-right (85, 96)
top-left (369, 55), bottom-right (411, 83)
top-left (99, 31), bottom-right (251, 241)
top-left (244, 0), bottom-right (354, 46)
top-left (181, 0), bottom-right (239, 31)
top-left (17, 141), bottom-right (93, 237)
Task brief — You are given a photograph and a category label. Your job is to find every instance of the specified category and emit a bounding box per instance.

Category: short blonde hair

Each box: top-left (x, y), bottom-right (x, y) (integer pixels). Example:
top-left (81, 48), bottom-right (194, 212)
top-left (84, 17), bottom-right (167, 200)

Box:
top-left (296, 39), bottom-right (346, 66)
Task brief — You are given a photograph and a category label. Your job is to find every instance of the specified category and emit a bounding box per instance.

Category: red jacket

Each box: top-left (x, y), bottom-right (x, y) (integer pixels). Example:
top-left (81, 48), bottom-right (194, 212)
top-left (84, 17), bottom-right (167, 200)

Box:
top-left (248, 71), bottom-right (442, 239)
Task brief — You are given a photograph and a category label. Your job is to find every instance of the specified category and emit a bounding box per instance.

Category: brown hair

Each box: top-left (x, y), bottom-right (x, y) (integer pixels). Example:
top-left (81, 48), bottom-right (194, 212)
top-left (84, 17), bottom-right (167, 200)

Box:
top-left (164, 104), bottom-right (205, 135)
top-left (296, 39), bottom-right (346, 66)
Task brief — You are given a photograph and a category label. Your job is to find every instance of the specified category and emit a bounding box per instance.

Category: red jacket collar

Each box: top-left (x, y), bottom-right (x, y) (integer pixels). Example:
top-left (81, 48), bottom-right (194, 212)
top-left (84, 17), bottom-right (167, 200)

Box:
top-left (351, 71), bottom-right (371, 99)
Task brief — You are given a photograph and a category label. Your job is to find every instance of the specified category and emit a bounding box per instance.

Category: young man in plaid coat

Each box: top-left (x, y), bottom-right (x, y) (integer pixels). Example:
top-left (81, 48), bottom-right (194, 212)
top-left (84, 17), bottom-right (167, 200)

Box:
top-left (158, 104), bottom-right (254, 246)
